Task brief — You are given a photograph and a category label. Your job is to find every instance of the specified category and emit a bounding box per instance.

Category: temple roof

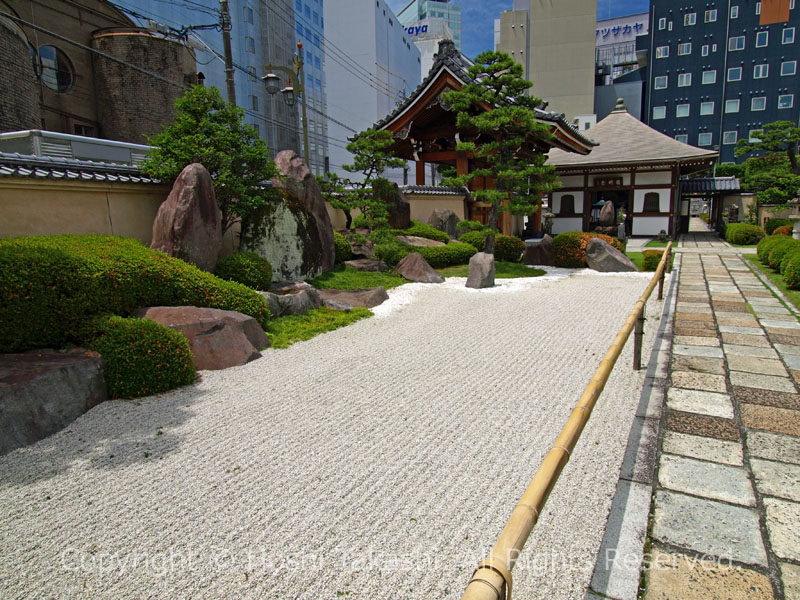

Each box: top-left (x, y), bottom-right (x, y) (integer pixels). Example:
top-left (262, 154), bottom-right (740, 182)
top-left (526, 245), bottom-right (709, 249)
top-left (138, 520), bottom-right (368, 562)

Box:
top-left (374, 40), bottom-right (597, 156)
top-left (0, 152), bottom-right (160, 184)
top-left (547, 99), bottom-right (718, 169)
top-left (681, 177), bottom-right (741, 193)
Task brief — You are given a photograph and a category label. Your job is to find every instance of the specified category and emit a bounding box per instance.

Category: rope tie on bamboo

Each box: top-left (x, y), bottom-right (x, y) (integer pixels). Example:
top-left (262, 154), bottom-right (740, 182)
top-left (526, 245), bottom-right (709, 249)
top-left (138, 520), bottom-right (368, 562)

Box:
top-left (515, 502), bottom-right (540, 519)
top-left (551, 445), bottom-right (570, 456)
top-left (469, 559), bottom-right (513, 600)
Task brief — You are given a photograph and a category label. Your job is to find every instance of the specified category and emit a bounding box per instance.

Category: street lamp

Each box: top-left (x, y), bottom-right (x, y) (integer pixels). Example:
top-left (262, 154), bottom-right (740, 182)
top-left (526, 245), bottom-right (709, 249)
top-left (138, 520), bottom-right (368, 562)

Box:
top-left (262, 41), bottom-right (310, 165)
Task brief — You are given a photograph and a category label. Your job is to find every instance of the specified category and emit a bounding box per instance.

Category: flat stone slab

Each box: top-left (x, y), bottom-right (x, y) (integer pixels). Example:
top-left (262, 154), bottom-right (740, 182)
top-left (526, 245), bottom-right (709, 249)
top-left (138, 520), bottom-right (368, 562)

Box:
top-left (750, 458), bottom-right (800, 502)
top-left (746, 430), bottom-right (800, 465)
top-left (723, 344), bottom-right (778, 359)
top-left (317, 287), bottom-right (389, 310)
top-left (726, 355), bottom-right (788, 377)
top-left (661, 430), bottom-right (743, 466)
top-left (665, 411), bottom-right (740, 441)
top-left (781, 562), bottom-right (800, 600)
top-left (761, 319), bottom-right (800, 330)
top-left (730, 371), bottom-right (796, 392)
top-left (721, 332), bottom-right (771, 347)
top-left (590, 479), bottom-right (653, 600)
top-left (764, 497), bottom-right (800, 561)
top-left (675, 327), bottom-right (717, 338)
top-left (674, 336), bottom-right (720, 347)
top-left (666, 388), bottom-right (733, 418)
top-left (754, 305), bottom-right (792, 315)
top-left (719, 325), bottom-right (765, 335)
top-left (672, 345), bottom-right (724, 358)
top-left (658, 454), bottom-right (755, 506)
top-left (343, 258), bottom-right (388, 272)
top-left (733, 386), bottom-right (800, 410)
top-left (717, 315), bottom-right (760, 328)
top-left (619, 416), bottom-right (659, 484)
top-left (675, 312), bottom-right (714, 322)
top-left (651, 490), bottom-right (767, 566)
top-left (741, 404), bottom-right (800, 436)
top-left (776, 343), bottom-right (800, 356)
top-left (676, 302), bottom-right (712, 312)
top-left (671, 355), bottom-right (725, 375)
top-left (642, 549), bottom-right (774, 600)
top-left (395, 234), bottom-right (445, 247)
top-left (670, 371), bottom-right (727, 393)
top-left (782, 354), bottom-right (800, 371)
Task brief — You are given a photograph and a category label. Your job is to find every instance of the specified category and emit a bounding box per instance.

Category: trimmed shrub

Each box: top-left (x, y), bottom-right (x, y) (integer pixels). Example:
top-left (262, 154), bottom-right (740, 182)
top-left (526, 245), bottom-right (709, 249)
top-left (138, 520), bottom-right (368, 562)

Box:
top-left (766, 238), bottom-right (800, 271)
top-left (457, 219), bottom-right (485, 233)
top-left (333, 231), bottom-right (352, 264)
top-left (781, 248), bottom-right (800, 278)
top-left (757, 235), bottom-right (787, 262)
top-left (395, 219), bottom-right (450, 243)
top-left (458, 231), bottom-right (526, 262)
top-left (215, 252), bottom-right (272, 290)
top-left (774, 225), bottom-right (793, 236)
top-left (765, 218), bottom-right (792, 236)
top-left (725, 223), bottom-right (764, 245)
top-left (0, 235), bottom-right (270, 353)
top-left (642, 250), bottom-right (664, 271)
top-left (552, 231), bottom-right (625, 268)
top-left (373, 241), bottom-right (476, 268)
top-left (86, 315), bottom-right (196, 399)
top-left (783, 249), bottom-right (800, 289)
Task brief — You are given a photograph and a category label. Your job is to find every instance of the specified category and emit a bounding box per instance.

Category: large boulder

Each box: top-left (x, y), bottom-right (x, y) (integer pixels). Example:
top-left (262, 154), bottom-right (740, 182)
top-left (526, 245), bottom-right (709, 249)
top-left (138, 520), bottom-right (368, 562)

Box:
top-left (429, 208), bottom-right (459, 239)
top-left (318, 287), bottom-right (389, 310)
top-left (396, 235), bottom-right (446, 247)
top-left (523, 235), bottom-right (553, 266)
top-left (598, 200), bottom-right (616, 226)
top-left (151, 163), bottom-right (222, 272)
top-left (260, 281), bottom-right (322, 317)
top-left (345, 258), bottom-right (388, 272)
top-left (585, 238), bottom-right (638, 273)
top-left (392, 252), bottom-right (444, 283)
top-left (0, 350), bottom-right (107, 455)
top-left (134, 306), bottom-right (269, 370)
top-left (243, 151), bottom-right (334, 280)
top-left (466, 252), bottom-right (495, 289)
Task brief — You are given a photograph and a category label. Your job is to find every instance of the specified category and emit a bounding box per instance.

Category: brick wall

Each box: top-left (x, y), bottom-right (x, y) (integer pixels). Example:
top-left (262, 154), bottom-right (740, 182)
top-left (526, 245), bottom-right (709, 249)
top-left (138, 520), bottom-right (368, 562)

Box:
top-left (0, 19), bottom-right (42, 133)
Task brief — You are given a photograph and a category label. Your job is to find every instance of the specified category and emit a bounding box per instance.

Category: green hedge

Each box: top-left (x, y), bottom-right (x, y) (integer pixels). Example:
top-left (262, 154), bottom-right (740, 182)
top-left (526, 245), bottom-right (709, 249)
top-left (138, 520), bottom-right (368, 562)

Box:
top-left (0, 235), bottom-right (270, 353)
top-left (394, 219), bottom-right (451, 243)
top-left (86, 315), bottom-right (196, 399)
top-left (333, 231), bottom-right (353, 264)
top-left (725, 223), bottom-right (764, 245)
top-left (757, 235), bottom-right (787, 262)
top-left (774, 225), bottom-right (793, 236)
top-left (765, 218), bottom-right (792, 236)
top-left (459, 231), bottom-right (526, 262)
top-left (782, 248), bottom-right (800, 288)
top-left (552, 231), bottom-right (625, 268)
top-left (215, 252), bottom-right (273, 290)
top-left (766, 238), bottom-right (800, 271)
top-left (642, 250), bottom-right (664, 271)
top-left (373, 241), bottom-right (476, 268)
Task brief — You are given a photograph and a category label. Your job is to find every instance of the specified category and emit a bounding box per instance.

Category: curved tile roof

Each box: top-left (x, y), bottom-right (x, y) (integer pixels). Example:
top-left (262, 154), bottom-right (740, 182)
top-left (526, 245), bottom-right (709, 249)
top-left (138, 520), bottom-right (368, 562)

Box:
top-left (547, 100), bottom-right (718, 167)
top-left (0, 152), bottom-right (160, 184)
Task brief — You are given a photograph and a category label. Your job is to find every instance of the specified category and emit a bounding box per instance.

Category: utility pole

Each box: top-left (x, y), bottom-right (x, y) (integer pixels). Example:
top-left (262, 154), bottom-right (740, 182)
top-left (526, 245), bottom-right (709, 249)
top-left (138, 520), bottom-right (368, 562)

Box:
top-left (219, 0), bottom-right (236, 105)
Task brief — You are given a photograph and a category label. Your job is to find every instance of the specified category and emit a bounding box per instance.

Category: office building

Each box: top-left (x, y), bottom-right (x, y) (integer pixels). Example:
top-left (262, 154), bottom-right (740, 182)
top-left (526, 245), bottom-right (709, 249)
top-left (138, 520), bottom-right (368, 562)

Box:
top-left (396, 0), bottom-right (463, 52)
top-left (643, 0), bottom-right (800, 163)
top-left (324, 0), bottom-right (421, 184)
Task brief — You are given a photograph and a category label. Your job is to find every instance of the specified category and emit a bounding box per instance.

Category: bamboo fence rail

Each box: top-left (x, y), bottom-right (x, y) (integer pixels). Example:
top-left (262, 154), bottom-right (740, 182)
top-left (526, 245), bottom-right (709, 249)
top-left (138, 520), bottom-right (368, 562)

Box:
top-left (461, 242), bottom-right (673, 600)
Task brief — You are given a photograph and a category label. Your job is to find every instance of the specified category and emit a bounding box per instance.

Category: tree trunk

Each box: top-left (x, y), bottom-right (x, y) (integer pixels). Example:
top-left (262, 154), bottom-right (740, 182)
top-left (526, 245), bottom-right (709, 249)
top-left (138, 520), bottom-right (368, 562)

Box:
top-left (344, 209), bottom-right (353, 230)
top-left (485, 203), bottom-right (498, 255)
top-left (788, 147), bottom-right (800, 175)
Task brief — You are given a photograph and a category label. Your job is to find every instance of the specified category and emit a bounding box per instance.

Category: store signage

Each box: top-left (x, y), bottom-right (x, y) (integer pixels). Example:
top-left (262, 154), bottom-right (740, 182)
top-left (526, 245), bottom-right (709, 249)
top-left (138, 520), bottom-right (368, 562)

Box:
top-left (405, 23), bottom-right (429, 36)
top-left (596, 22), bottom-right (645, 39)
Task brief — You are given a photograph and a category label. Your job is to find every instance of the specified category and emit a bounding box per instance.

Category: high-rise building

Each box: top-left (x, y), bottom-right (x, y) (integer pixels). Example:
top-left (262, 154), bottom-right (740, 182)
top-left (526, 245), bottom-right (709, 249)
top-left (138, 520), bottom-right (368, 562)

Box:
top-left (323, 0), bottom-right (421, 184)
top-left (494, 0), bottom-right (598, 121)
top-left (643, 0), bottom-right (800, 163)
top-left (396, 0), bottom-right (463, 52)
top-left (111, 0), bottom-right (301, 158)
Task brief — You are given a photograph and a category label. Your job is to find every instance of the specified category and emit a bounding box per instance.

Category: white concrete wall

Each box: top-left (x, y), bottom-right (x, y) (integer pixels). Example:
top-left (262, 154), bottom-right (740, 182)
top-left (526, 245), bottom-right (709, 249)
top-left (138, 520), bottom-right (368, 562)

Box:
top-left (559, 175), bottom-right (583, 187)
top-left (552, 217), bottom-right (584, 234)
top-left (633, 189), bottom-right (671, 213)
top-left (634, 171), bottom-right (672, 185)
top-left (552, 190), bottom-right (584, 214)
top-left (632, 216), bottom-right (670, 236)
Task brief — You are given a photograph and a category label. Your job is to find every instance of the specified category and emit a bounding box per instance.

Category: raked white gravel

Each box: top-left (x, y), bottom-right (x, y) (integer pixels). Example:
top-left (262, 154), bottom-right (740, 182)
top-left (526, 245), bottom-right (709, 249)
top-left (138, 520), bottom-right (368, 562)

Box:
top-left (0, 269), bottom-right (665, 600)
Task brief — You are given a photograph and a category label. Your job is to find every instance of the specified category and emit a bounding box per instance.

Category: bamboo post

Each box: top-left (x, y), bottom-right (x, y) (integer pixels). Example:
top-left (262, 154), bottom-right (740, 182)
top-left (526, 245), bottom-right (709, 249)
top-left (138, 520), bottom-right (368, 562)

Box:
top-left (633, 305), bottom-right (645, 371)
top-left (461, 242), bottom-right (672, 600)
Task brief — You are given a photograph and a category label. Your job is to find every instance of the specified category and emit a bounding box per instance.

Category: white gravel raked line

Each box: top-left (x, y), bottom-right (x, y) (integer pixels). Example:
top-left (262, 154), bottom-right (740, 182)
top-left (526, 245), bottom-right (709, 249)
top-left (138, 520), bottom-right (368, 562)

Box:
top-left (0, 271), bottom-right (665, 600)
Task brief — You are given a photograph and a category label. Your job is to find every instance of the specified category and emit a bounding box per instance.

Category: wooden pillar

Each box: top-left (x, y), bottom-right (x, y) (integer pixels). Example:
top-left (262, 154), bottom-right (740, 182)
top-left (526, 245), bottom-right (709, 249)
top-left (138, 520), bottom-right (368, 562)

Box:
top-left (533, 200), bottom-right (543, 232)
top-left (416, 161), bottom-right (425, 186)
top-left (456, 153), bottom-right (468, 176)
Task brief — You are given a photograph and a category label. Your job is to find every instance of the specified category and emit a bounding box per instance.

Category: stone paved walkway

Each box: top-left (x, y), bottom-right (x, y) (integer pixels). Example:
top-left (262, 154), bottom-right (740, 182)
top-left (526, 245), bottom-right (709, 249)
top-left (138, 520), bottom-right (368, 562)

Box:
top-left (643, 232), bottom-right (800, 599)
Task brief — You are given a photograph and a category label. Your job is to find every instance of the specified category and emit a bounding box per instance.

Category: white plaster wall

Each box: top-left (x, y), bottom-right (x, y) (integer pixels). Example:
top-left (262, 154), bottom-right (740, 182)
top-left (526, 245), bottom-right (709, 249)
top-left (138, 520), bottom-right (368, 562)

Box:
top-left (632, 216), bottom-right (670, 236)
top-left (633, 188), bottom-right (671, 212)
top-left (552, 191), bottom-right (584, 214)
top-left (559, 175), bottom-right (584, 187)
top-left (634, 171), bottom-right (672, 185)
top-left (552, 217), bottom-right (584, 234)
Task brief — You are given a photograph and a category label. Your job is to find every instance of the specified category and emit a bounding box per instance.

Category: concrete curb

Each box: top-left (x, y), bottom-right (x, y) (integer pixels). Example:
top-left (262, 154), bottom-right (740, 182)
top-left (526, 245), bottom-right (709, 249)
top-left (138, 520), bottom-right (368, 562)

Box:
top-left (586, 253), bottom-right (681, 600)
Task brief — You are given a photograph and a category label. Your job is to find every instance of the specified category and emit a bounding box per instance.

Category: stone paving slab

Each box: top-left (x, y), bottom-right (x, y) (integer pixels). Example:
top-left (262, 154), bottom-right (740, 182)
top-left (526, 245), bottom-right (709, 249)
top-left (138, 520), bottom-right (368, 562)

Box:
top-left (674, 335), bottom-right (720, 347)
top-left (619, 416), bottom-right (660, 484)
top-left (763, 497), bottom-right (800, 561)
top-left (781, 562), bottom-right (800, 599)
top-left (763, 319), bottom-right (800, 330)
top-left (757, 312), bottom-right (799, 322)
top-left (732, 387), bottom-right (800, 410)
top-left (672, 345), bottom-right (724, 358)
top-left (768, 332), bottom-right (800, 346)
top-left (753, 305), bottom-right (792, 315)
top-left (726, 355), bottom-right (789, 377)
top-left (721, 332), bottom-right (772, 347)
top-left (730, 371), bottom-right (795, 392)
top-left (719, 325), bottom-right (766, 336)
top-left (666, 388), bottom-right (734, 418)
top-left (651, 490), bottom-right (768, 566)
top-left (741, 404), bottom-right (800, 436)
top-left (675, 312), bottom-right (715, 322)
top-left (661, 430), bottom-right (743, 466)
top-left (671, 355), bottom-right (725, 375)
top-left (784, 354), bottom-right (800, 371)
top-left (723, 344), bottom-right (778, 359)
top-left (675, 327), bottom-right (718, 338)
top-left (750, 458), bottom-right (800, 502)
top-left (665, 411), bottom-right (740, 441)
top-left (746, 430), bottom-right (800, 465)
top-left (641, 549), bottom-right (774, 600)
top-left (776, 342), bottom-right (800, 356)
top-left (671, 371), bottom-right (727, 393)
top-left (657, 454), bottom-right (755, 506)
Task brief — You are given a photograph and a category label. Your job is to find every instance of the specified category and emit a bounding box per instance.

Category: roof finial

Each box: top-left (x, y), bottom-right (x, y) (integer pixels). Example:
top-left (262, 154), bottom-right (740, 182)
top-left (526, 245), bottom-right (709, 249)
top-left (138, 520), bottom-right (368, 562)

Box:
top-left (613, 98), bottom-right (627, 113)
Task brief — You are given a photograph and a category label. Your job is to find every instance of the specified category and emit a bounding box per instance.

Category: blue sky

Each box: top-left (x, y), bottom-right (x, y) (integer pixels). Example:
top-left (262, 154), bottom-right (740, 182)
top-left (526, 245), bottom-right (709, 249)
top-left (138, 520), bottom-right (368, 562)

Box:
top-left (386, 0), bottom-right (650, 59)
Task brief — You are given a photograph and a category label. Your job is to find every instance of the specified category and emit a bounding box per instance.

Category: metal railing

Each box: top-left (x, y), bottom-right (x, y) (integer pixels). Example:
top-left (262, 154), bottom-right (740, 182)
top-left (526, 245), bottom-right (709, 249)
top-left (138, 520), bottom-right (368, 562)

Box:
top-left (461, 242), bottom-right (673, 600)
